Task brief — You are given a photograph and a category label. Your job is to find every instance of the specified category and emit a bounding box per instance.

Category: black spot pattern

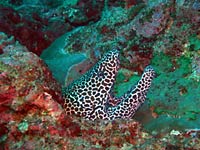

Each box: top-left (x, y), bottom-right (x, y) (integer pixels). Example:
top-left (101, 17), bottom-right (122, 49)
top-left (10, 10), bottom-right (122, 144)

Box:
top-left (62, 50), bottom-right (155, 120)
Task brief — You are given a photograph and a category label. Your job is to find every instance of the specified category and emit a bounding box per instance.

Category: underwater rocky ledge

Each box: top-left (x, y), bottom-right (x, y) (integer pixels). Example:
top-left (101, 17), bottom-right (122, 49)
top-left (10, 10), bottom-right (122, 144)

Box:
top-left (0, 0), bottom-right (200, 149)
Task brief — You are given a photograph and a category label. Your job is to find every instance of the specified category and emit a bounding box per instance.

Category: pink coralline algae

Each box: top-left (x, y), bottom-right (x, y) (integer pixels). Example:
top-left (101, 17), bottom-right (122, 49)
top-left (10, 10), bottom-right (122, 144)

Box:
top-left (0, 0), bottom-right (200, 149)
top-left (134, 6), bottom-right (172, 38)
top-left (0, 5), bottom-right (72, 55)
top-left (0, 33), bottom-right (199, 149)
top-left (0, 35), bottom-right (67, 148)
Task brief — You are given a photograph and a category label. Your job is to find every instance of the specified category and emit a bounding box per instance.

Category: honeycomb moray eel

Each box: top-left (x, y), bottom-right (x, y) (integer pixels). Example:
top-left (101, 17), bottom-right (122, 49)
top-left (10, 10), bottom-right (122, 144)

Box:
top-left (62, 49), bottom-right (155, 120)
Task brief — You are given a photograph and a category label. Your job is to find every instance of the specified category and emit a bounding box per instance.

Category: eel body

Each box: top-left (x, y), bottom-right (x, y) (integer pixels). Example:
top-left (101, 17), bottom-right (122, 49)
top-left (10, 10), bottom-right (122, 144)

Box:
top-left (62, 50), bottom-right (155, 120)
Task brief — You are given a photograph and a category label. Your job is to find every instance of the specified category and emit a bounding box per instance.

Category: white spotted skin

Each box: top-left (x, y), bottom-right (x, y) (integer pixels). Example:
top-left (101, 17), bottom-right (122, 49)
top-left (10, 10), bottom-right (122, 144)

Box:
top-left (107, 66), bottom-right (155, 120)
top-left (62, 50), bottom-right (155, 120)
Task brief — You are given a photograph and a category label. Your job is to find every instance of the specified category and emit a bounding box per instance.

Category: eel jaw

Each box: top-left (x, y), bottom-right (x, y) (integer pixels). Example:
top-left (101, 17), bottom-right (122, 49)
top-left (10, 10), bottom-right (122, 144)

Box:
top-left (107, 65), bottom-right (155, 120)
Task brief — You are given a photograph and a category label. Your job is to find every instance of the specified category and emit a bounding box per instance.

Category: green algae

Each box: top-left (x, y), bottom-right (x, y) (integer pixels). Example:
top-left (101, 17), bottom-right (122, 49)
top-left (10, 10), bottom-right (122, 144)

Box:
top-left (18, 121), bottom-right (29, 133)
top-left (12, 141), bottom-right (24, 149)
top-left (63, 0), bottom-right (78, 6)
top-left (145, 52), bottom-right (200, 131)
top-left (0, 135), bottom-right (7, 143)
top-left (149, 52), bottom-right (196, 116)
top-left (114, 50), bottom-right (200, 132)
top-left (189, 34), bottom-right (200, 51)
top-left (0, 61), bottom-right (18, 78)
top-left (127, 4), bottom-right (145, 20)
top-left (114, 69), bottom-right (140, 97)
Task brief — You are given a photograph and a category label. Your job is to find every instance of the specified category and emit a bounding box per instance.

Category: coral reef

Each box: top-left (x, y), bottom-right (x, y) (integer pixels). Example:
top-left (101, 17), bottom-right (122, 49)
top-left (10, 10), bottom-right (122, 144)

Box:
top-left (0, 0), bottom-right (200, 149)
top-left (41, 0), bottom-right (200, 132)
